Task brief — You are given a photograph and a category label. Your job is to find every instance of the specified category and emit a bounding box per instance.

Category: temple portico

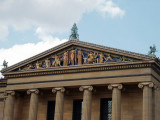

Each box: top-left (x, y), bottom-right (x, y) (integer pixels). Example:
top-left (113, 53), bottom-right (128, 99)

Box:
top-left (1, 81), bottom-right (156, 120)
top-left (0, 26), bottom-right (160, 120)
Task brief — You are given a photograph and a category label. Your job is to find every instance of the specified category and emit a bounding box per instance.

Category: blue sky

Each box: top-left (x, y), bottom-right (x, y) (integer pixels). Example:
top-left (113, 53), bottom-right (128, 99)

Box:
top-left (0, 0), bottom-right (160, 77)
top-left (79, 0), bottom-right (160, 55)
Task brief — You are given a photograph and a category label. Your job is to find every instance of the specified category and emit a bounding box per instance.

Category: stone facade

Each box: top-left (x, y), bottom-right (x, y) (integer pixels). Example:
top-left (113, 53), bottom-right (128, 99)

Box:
top-left (0, 40), bottom-right (160, 120)
top-left (0, 86), bottom-right (144, 120)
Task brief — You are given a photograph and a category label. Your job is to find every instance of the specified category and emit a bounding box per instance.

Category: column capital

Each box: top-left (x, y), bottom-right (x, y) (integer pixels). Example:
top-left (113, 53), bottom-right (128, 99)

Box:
top-left (52, 87), bottom-right (65, 93)
top-left (79, 85), bottom-right (93, 92)
top-left (27, 89), bottom-right (39, 95)
top-left (108, 83), bottom-right (123, 90)
top-left (138, 82), bottom-right (154, 89)
top-left (4, 90), bottom-right (15, 96)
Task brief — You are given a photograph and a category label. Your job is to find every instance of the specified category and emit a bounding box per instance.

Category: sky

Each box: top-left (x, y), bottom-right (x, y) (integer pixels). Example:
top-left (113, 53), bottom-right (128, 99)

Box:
top-left (0, 0), bottom-right (160, 77)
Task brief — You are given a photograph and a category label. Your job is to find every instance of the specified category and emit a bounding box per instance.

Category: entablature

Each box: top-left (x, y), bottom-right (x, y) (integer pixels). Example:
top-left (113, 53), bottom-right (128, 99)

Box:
top-left (3, 61), bottom-right (156, 79)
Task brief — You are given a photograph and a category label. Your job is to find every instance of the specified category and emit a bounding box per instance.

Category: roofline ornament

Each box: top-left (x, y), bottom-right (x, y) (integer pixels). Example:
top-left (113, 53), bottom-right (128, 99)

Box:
top-left (69, 23), bottom-right (79, 40)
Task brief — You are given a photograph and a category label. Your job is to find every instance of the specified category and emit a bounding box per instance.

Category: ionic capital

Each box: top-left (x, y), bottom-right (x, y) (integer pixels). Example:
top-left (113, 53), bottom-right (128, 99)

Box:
top-left (138, 82), bottom-right (154, 89)
top-left (27, 89), bottom-right (39, 95)
top-left (4, 90), bottom-right (15, 96)
top-left (52, 87), bottom-right (65, 93)
top-left (79, 86), bottom-right (93, 92)
top-left (108, 84), bottom-right (123, 90)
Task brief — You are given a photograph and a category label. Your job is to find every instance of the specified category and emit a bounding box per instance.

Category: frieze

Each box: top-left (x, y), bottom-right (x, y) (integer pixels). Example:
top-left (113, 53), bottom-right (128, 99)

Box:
top-left (1, 40), bottom-right (155, 74)
top-left (18, 49), bottom-right (138, 71)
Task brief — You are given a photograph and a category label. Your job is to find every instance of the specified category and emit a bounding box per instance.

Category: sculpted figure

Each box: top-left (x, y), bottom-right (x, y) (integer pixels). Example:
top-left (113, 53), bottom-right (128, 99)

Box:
top-left (105, 54), bottom-right (113, 62)
top-left (28, 64), bottom-right (33, 69)
top-left (83, 57), bottom-right (87, 64)
top-left (88, 52), bottom-right (97, 64)
top-left (52, 55), bottom-right (61, 67)
top-left (63, 51), bottom-right (69, 66)
top-left (78, 49), bottom-right (83, 65)
top-left (149, 45), bottom-right (157, 55)
top-left (45, 58), bottom-right (51, 68)
top-left (70, 50), bottom-right (76, 65)
top-left (36, 61), bottom-right (41, 69)
top-left (119, 56), bottom-right (125, 62)
top-left (3, 60), bottom-right (8, 68)
top-left (23, 64), bottom-right (33, 70)
top-left (98, 53), bottom-right (105, 63)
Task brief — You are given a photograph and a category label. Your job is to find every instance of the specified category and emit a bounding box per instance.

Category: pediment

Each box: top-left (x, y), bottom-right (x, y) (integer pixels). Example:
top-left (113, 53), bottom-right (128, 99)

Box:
top-left (1, 40), bottom-right (154, 73)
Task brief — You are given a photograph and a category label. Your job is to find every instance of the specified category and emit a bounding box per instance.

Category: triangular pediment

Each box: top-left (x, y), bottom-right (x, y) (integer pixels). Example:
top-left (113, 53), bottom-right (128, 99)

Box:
top-left (1, 40), bottom-right (155, 73)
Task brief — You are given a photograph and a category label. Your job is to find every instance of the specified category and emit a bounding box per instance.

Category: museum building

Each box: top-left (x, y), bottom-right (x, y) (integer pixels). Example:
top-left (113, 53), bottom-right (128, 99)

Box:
top-left (0, 26), bottom-right (160, 120)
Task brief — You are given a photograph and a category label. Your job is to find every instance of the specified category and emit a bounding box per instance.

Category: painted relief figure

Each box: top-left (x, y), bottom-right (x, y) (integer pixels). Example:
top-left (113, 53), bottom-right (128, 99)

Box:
top-left (83, 57), bottom-right (87, 64)
top-left (98, 53), bottom-right (105, 63)
top-left (45, 58), bottom-right (51, 68)
top-left (63, 51), bottom-right (69, 66)
top-left (105, 54), bottom-right (113, 62)
top-left (52, 55), bottom-right (61, 67)
top-left (70, 50), bottom-right (76, 65)
top-left (28, 64), bottom-right (33, 69)
top-left (36, 61), bottom-right (41, 69)
top-left (78, 49), bottom-right (83, 65)
top-left (22, 64), bottom-right (33, 70)
top-left (88, 52), bottom-right (97, 64)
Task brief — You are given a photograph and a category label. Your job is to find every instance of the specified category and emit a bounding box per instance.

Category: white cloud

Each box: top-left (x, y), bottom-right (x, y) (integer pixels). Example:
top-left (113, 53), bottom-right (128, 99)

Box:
top-left (0, 0), bottom-right (125, 40)
top-left (97, 1), bottom-right (125, 18)
top-left (0, 0), bottom-right (125, 77)
top-left (0, 32), bottom-right (68, 78)
top-left (0, 25), bottom-right (8, 41)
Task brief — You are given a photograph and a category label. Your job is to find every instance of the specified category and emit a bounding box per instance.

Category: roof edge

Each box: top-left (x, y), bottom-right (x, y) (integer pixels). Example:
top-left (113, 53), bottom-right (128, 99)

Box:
top-left (1, 39), bottom-right (156, 73)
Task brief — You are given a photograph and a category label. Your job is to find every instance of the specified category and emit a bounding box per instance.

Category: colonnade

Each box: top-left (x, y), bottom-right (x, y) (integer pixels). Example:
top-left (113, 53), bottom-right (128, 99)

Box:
top-left (3, 82), bottom-right (154, 120)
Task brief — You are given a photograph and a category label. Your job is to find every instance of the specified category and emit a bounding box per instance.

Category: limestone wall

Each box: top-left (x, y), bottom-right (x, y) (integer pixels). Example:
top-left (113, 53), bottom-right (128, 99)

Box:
top-left (0, 83), bottom-right (6, 120)
top-left (154, 88), bottom-right (160, 120)
top-left (0, 101), bottom-right (4, 120)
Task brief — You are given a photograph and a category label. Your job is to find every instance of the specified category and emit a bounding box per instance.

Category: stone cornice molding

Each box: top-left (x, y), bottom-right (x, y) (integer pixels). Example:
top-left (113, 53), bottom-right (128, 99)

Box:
top-left (52, 87), bottom-right (65, 93)
top-left (27, 89), bottom-right (39, 95)
top-left (79, 86), bottom-right (93, 92)
top-left (108, 84), bottom-right (123, 90)
top-left (138, 82), bottom-right (154, 89)
top-left (4, 90), bottom-right (15, 96)
top-left (4, 62), bottom-right (153, 78)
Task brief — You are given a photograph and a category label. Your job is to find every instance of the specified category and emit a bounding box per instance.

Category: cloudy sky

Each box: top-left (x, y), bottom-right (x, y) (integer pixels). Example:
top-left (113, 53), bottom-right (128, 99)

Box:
top-left (0, 0), bottom-right (160, 77)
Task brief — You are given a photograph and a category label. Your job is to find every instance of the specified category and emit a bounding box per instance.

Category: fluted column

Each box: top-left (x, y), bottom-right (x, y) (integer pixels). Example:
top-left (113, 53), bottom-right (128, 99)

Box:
top-left (138, 82), bottom-right (154, 120)
top-left (3, 91), bottom-right (15, 120)
top-left (52, 87), bottom-right (65, 120)
top-left (79, 86), bottom-right (93, 120)
top-left (108, 84), bottom-right (123, 120)
top-left (27, 89), bottom-right (39, 120)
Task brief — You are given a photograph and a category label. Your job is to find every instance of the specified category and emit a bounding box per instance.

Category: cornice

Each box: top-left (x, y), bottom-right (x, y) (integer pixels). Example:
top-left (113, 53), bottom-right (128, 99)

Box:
top-left (0, 79), bottom-right (7, 87)
top-left (1, 40), bottom-right (72, 73)
top-left (73, 41), bottom-right (154, 60)
top-left (2, 40), bottom-right (155, 73)
top-left (3, 61), bottom-right (153, 79)
top-left (151, 63), bottom-right (160, 76)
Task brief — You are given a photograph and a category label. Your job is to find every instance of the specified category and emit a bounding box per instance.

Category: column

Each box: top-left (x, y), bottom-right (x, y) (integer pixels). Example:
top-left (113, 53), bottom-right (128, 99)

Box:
top-left (52, 87), bottom-right (65, 120)
top-left (27, 89), bottom-right (39, 120)
top-left (138, 82), bottom-right (154, 120)
top-left (13, 94), bottom-right (22, 120)
top-left (108, 84), bottom-right (123, 120)
top-left (79, 86), bottom-right (93, 120)
top-left (3, 91), bottom-right (15, 120)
